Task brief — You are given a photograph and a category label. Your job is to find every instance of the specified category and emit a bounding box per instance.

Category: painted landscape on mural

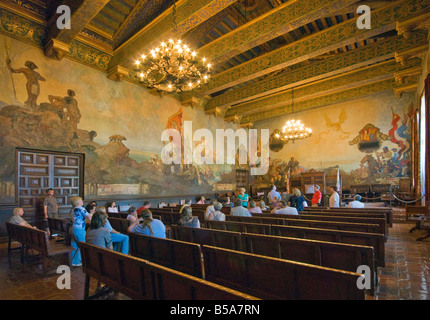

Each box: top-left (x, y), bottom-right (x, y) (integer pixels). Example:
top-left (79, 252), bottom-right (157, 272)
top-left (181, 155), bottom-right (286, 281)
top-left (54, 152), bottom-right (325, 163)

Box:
top-left (0, 37), bottom-right (236, 203)
top-left (253, 92), bottom-right (414, 192)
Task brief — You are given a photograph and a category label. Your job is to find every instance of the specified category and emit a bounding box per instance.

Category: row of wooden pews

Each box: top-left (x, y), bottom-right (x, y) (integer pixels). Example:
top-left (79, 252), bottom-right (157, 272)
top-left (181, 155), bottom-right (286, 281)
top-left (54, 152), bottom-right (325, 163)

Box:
top-left (127, 230), bottom-right (365, 299)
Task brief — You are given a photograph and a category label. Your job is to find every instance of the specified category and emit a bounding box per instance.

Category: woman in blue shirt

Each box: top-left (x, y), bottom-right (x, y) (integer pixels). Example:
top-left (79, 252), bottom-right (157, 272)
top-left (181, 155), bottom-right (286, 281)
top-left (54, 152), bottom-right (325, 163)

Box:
top-left (237, 188), bottom-right (250, 208)
top-left (127, 209), bottom-right (166, 238)
top-left (71, 197), bottom-right (89, 266)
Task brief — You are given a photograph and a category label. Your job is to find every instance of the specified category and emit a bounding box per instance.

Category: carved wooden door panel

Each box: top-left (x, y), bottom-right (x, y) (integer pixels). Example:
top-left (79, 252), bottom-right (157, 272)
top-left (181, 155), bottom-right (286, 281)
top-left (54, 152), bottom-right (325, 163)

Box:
top-left (16, 148), bottom-right (84, 226)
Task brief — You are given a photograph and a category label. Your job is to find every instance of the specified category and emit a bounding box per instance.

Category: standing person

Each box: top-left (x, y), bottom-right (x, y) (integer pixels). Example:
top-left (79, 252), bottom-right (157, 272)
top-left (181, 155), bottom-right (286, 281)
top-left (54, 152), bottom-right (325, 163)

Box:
top-left (136, 201), bottom-right (151, 215)
top-left (311, 185), bottom-right (322, 207)
top-left (348, 195), bottom-right (365, 208)
top-left (43, 188), bottom-right (58, 219)
top-left (71, 197), bottom-right (89, 267)
top-left (237, 188), bottom-right (250, 208)
top-left (177, 206), bottom-right (200, 228)
top-left (128, 209), bottom-right (166, 238)
top-left (289, 188), bottom-right (306, 212)
top-left (207, 202), bottom-right (226, 221)
top-left (6, 59), bottom-right (46, 110)
top-left (268, 185), bottom-right (281, 205)
top-left (328, 186), bottom-right (340, 208)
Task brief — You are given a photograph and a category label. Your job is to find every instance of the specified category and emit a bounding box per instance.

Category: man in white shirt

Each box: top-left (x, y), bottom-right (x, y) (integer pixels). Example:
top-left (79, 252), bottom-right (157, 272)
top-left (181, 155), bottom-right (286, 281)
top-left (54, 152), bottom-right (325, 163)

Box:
top-left (271, 200), bottom-right (298, 215)
top-left (328, 186), bottom-right (340, 207)
top-left (348, 195), bottom-right (365, 208)
top-left (230, 200), bottom-right (252, 217)
top-left (268, 185), bottom-right (281, 204)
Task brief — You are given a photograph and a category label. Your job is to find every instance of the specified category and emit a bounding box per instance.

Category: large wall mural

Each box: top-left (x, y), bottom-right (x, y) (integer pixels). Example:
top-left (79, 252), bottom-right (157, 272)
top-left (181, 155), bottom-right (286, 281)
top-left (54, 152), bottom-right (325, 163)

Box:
top-left (252, 90), bottom-right (414, 192)
top-left (0, 35), bottom-right (237, 204)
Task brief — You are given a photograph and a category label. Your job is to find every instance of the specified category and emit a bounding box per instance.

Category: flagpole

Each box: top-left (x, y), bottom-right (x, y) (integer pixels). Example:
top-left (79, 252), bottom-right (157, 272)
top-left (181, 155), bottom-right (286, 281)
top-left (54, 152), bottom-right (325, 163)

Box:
top-left (4, 40), bottom-right (17, 99)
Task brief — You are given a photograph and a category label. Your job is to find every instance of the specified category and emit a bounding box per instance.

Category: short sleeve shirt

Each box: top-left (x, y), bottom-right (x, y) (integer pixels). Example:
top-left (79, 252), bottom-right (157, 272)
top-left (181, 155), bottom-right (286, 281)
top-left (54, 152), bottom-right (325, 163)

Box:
top-left (43, 196), bottom-right (58, 214)
top-left (9, 215), bottom-right (28, 225)
top-left (73, 207), bottom-right (89, 229)
top-left (85, 227), bottom-right (112, 249)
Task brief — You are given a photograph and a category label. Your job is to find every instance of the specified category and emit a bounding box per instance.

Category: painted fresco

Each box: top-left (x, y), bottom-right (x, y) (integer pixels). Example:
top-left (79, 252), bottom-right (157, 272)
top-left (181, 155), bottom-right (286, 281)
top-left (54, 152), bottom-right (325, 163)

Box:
top-left (0, 36), bottom-right (236, 203)
top-left (252, 91), bottom-right (414, 191)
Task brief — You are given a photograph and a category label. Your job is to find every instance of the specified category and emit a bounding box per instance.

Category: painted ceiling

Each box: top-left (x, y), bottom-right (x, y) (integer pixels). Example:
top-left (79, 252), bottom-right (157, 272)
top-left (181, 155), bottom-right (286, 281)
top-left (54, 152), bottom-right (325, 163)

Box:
top-left (0, 0), bottom-right (429, 126)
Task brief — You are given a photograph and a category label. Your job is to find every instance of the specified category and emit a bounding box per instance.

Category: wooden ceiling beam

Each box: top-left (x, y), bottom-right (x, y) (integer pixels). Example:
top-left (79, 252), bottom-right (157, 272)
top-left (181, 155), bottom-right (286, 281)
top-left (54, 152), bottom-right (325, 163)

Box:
top-left (183, 0), bottom-right (430, 99)
top-left (108, 0), bottom-right (236, 71)
top-left (204, 32), bottom-right (428, 111)
top-left (44, 0), bottom-right (111, 60)
top-left (197, 0), bottom-right (361, 66)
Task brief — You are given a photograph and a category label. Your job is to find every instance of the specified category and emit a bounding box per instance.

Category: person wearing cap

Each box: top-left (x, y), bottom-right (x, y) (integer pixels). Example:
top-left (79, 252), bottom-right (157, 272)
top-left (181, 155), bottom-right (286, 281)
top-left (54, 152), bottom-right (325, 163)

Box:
top-left (348, 195), bottom-right (365, 208)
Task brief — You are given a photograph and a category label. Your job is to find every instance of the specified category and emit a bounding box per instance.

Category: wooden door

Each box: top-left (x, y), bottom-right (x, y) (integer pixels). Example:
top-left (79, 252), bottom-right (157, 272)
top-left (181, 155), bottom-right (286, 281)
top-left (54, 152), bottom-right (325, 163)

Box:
top-left (16, 148), bottom-right (84, 226)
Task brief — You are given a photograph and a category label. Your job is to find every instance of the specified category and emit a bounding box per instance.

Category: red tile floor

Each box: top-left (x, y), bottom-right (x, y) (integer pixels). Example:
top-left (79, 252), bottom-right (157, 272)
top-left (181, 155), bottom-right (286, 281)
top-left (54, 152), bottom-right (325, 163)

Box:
top-left (0, 221), bottom-right (429, 300)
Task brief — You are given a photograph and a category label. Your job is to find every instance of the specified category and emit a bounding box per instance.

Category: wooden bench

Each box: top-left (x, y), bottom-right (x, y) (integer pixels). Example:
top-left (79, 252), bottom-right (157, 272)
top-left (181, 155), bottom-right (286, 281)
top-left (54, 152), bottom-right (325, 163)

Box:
top-left (270, 224), bottom-right (385, 267)
top-left (406, 201), bottom-right (430, 240)
top-left (205, 220), bottom-right (271, 235)
top-left (128, 232), bottom-right (204, 278)
top-left (202, 245), bottom-right (365, 300)
top-left (107, 217), bottom-right (131, 234)
top-left (6, 222), bottom-right (73, 271)
top-left (227, 215), bottom-right (382, 235)
top-left (241, 232), bottom-right (376, 295)
top-left (302, 207), bottom-right (393, 227)
top-left (171, 225), bottom-right (242, 251)
top-left (256, 213), bottom-right (388, 237)
top-left (151, 209), bottom-right (205, 225)
top-left (47, 217), bottom-right (72, 245)
top-left (80, 242), bottom-right (258, 300)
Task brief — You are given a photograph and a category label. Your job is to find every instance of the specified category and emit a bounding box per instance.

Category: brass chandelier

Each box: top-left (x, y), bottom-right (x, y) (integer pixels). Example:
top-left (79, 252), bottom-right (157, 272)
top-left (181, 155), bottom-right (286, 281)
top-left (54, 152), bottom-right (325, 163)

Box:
top-left (273, 87), bottom-right (312, 143)
top-left (132, 0), bottom-right (211, 93)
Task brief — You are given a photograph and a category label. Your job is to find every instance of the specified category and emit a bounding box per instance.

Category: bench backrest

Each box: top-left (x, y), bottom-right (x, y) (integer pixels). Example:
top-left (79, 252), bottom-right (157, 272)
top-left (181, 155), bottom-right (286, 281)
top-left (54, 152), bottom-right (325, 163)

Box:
top-left (202, 245), bottom-right (364, 300)
top-left (241, 232), bottom-right (376, 293)
top-left (171, 225), bottom-right (242, 251)
top-left (128, 232), bottom-right (203, 278)
top-left (47, 218), bottom-right (72, 244)
top-left (6, 222), bottom-right (49, 256)
top-left (257, 213), bottom-right (387, 233)
top-left (205, 220), bottom-right (271, 235)
top-left (227, 215), bottom-right (381, 234)
top-left (80, 242), bottom-right (257, 300)
top-left (107, 217), bottom-right (131, 234)
top-left (270, 224), bottom-right (385, 267)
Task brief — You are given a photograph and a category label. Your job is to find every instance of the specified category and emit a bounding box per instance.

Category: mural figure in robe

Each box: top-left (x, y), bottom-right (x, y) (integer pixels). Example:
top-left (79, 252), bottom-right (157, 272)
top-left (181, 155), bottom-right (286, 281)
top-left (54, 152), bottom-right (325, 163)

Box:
top-left (6, 59), bottom-right (46, 111)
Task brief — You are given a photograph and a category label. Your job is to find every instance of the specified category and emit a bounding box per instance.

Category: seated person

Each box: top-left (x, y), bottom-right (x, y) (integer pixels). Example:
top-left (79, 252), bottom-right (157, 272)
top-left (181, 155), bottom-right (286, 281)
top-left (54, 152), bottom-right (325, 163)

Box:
top-left (179, 199), bottom-right (192, 214)
top-left (259, 201), bottom-right (270, 211)
top-left (207, 202), bottom-right (226, 221)
top-left (177, 206), bottom-right (200, 228)
top-left (126, 207), bottom-right (138, 223)
top-left (128, 209), bottom-right (166, 238)
top-left (223, 197), bottom-right (234, 208)
top-left (230, 199), bottom-right (252, 217)
top-left (85, 204), bottom-right (96, 227)
top-left (348, 195), bottom-right (365, 208)
top-left (205, 200), bottom-right (217, 220)
top-left (85, 211), bottom-right (113, 250)
top-left (248, 200), bottom-right (262, 214)
top-left (271, 200), bottom-right (299, 215)
top-left (106, 201), bottom-right (118, 213)
top-left (9, 207), bottom-right (36, 228)
top-left (196, 196), bottom-right (206, 204)
top-left (101, 212), bottom-right (129, 254)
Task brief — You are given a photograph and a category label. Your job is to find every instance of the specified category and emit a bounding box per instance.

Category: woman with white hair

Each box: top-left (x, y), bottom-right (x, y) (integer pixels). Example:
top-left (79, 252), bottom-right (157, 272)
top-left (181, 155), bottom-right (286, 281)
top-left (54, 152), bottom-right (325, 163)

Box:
top-left (70, 196), bottom-right (89, 267)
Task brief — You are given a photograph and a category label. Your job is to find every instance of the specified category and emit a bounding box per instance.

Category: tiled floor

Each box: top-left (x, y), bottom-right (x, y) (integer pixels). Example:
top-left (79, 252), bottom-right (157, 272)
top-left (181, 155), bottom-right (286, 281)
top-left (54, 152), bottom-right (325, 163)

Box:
top-left (0, 222), bottom-right (429, 300)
